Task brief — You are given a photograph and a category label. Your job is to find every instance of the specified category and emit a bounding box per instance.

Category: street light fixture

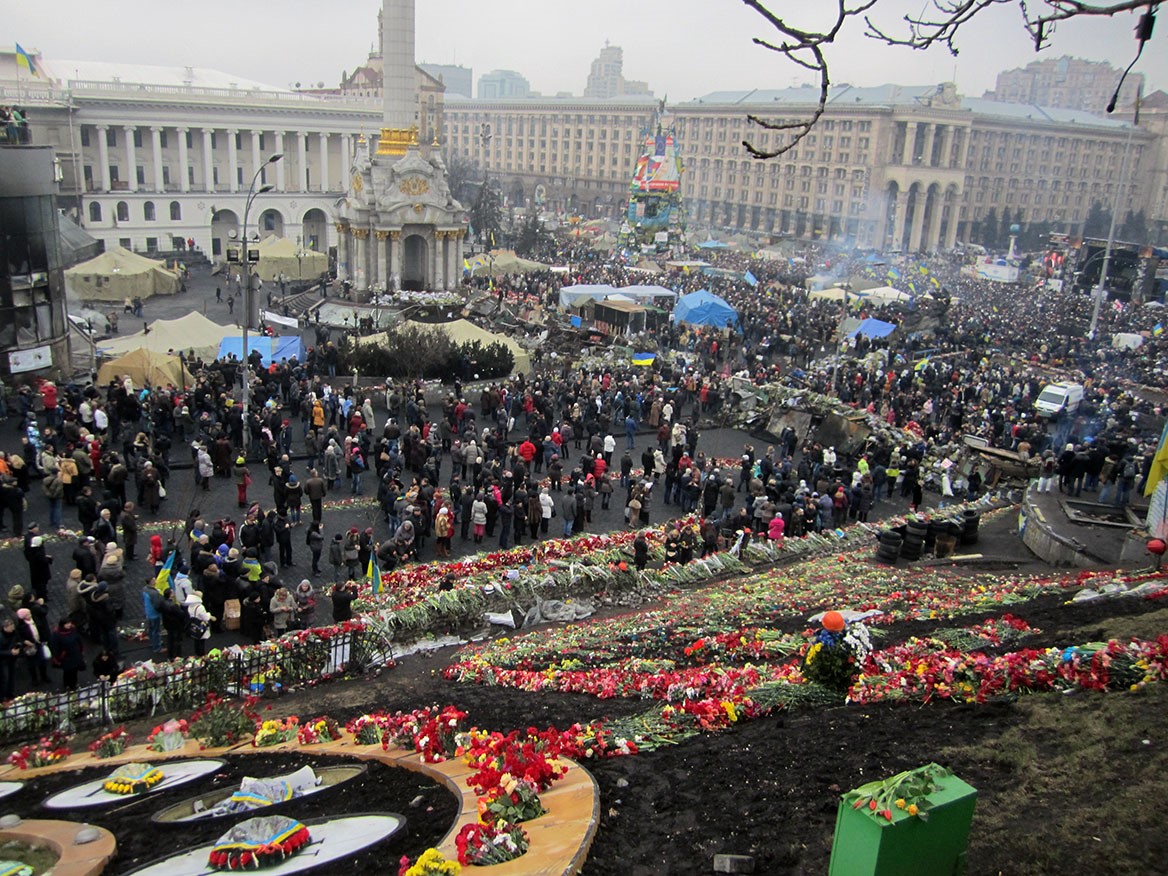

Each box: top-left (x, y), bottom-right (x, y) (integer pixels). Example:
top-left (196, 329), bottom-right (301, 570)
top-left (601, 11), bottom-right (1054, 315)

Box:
top-left (240, 152), bottom-right (283, 455)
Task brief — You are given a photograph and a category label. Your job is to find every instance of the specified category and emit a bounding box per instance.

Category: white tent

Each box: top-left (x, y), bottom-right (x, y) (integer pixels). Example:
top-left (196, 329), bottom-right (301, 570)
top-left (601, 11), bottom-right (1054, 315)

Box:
top-left (860, 286), bottom-right (913, 305)
top-left (809, 287), bottom-right (859, 302)
top-left (98, 312), bottom-right (232, 360)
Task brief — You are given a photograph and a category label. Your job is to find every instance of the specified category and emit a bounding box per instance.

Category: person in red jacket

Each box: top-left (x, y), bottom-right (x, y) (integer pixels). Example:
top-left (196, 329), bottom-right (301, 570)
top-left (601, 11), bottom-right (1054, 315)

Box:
top-left (592, 454), bottom-right (607, 479)
top-left (517, 438), bottom-right (537, 465)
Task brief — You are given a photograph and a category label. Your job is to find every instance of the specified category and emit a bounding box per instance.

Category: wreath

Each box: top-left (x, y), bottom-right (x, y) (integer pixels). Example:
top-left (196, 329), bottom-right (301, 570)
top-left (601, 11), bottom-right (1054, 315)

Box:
top-left (103, 762), bottom-right (164, 795)
top-left (208, 815), bottom-right (312, 870)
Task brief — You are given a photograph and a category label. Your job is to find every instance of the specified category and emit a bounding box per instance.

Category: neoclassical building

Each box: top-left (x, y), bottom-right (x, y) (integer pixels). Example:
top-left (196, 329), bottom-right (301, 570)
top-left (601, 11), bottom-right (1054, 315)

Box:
top-left (1, 41), bottom-right (1161, 256)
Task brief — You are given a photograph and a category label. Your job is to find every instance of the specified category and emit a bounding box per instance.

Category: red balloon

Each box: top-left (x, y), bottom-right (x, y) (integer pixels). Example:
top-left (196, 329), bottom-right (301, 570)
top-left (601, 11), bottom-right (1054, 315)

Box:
top-left (822, 610), bottom-right (846, 632)
top-left (1147, 538), bottom-right (1167, 556)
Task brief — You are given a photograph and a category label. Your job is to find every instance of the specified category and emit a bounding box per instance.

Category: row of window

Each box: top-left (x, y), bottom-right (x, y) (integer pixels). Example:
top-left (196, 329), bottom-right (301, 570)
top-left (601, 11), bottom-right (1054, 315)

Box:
top-left (87, 200), bottom-right (183, 223)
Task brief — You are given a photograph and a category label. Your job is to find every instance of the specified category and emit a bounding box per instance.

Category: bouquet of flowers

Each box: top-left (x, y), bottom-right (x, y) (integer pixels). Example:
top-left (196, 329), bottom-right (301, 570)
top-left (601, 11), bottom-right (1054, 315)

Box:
top-left (454, 821), bottom-right (529, 866)
top-left (103, 762), bottom-right (165, 795)
top-left (802, 612), bottom-right (872, 693)
top-left (188, 694), bottom-right (259, 748)
top-left (346, 714), bottom-right (388, 746)
top-left (478, 773), bottom-right (545, 826)
top-left (146, 718), bottom-right (189, 752)
top-left (252, 716), bottom-right (299, 747)
top-left (843, 763), bottom-right (954, 822)
top-left (6, 730), bottom-right (71, 770)
top-left (89, 726), bottom-right (131, 759)
top-left (398, 848), bottom-right (461, 876)
top-left (297, 716), bottom-right (343, 745)
top-left (383, 705), bottom-right (468, 762)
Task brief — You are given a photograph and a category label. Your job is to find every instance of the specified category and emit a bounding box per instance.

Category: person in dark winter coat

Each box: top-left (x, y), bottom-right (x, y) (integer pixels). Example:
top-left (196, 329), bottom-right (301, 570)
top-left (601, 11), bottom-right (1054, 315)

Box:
top-left (331, 581), bottom-right (357, 622)
top-left (49, 618), bottom-right (84, 691)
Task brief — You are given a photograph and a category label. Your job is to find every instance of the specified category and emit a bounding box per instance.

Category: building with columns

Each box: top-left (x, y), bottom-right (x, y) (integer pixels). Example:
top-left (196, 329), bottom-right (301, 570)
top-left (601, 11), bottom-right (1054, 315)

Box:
top-left (335, 0), bottom-right (467, 293)
top-left (445, 82), bottom-right (1153, 251)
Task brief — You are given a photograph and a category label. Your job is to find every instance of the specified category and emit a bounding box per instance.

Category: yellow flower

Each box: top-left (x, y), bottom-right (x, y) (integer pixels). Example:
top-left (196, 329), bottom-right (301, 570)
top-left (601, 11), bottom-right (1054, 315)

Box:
top-left (721, 701), bottom-right (738, 722)
top-left (907, 803), bottom-right (919, 816)
top-left (895, 798), bottom-right (906, 809)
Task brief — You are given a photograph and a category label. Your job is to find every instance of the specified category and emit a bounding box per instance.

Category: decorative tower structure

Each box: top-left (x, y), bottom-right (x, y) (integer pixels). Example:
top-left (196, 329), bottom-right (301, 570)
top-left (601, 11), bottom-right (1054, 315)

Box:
top-left (337, 0), bottom-right (467, 294)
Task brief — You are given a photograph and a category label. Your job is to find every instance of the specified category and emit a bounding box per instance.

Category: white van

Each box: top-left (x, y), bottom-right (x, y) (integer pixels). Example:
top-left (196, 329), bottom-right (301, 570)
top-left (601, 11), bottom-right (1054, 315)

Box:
top-left (1034, 382), bottom-right (1084, 418)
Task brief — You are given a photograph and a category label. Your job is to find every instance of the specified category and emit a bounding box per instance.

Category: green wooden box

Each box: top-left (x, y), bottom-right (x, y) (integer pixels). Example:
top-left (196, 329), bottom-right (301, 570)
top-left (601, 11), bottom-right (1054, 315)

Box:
top-left (828, 774), bottom-right (978, 876)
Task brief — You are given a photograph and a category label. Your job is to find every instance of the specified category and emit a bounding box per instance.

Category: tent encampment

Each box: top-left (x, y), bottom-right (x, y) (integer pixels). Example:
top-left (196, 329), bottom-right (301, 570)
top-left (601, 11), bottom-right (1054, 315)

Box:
top-left (809, 287), bottom-right (858, 302)
top-left (98, 312), bottom-right (231, 360)
top-left (65, 246), bottom-right (180, 302)
top-left (216, 334), bottom-right (305, 367)
top-left (96, 348), bottom-right (191, 388)
top-left (253, 236), bottom-right (328, 284)
top-left (673, 289), bottom-right (739, 330)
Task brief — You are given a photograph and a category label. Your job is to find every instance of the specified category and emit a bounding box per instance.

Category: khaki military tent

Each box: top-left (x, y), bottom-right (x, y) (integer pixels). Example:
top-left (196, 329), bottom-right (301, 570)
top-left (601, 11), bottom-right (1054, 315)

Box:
top-left (470, 249), bottom-right (550, 276)
top-left (253, 236), bottom-right (328, 283)
top-left (97, 348), bottom-right (191, 388)
top-left (65, 246), bottom-right (180, 302)
top-left (98, 311), bottom-right (230, 360)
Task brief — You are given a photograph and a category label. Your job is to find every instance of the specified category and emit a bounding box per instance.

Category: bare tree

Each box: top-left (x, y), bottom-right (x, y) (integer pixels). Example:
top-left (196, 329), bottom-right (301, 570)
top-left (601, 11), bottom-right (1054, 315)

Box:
top-left (741, 0), bottom-right (1157, 160)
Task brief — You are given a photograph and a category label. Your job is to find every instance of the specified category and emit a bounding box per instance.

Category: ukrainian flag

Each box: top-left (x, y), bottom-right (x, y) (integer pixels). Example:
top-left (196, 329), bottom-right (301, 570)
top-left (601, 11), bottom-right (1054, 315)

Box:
top-left (154, 550), bottom-right (176, 594)
top-left (367, 547), bottom-right (382, 595)
top-left (14, 43), bottom-right (38, 78)
top-left (1145, 420), bottom-right (1168, 497)
top-left (1154, 323), bottom-right (1164, 337)
top-left (914, 358), bottom-right (930, 372)
top-left (631, 352), bottom-right (656, 366)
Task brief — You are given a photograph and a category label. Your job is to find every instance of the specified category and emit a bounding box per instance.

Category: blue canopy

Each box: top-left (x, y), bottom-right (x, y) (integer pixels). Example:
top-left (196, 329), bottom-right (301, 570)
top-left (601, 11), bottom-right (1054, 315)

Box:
top-left (697, 239), bottom-right (730, 250)
top-left (673, 289), bottom-right (739, 330)
top-left (217, 334), bottom-right (304, 366)
top-left (851, 317), bottom-right (897, 339)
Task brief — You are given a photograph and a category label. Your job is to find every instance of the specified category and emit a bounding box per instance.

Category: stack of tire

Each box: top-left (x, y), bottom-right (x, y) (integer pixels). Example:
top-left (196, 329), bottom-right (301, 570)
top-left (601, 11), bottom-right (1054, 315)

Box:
top-left (876, 529), bottom-right (902, 564)
top-left (959, 509), bottom-right (981, 546)
top-left (900, 519), bottom-right (928, 561)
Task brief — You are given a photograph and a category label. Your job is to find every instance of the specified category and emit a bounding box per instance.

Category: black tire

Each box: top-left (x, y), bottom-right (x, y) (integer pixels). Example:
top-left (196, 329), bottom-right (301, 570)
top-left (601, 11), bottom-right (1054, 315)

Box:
top-left (878, 530), bottom-right (903, 548)
top-left (906, 520), bottom-right (928, 539)
top-left (900, 544), bottom-right (922, 561)
top-left (876, 547), bottom-right (899, 563)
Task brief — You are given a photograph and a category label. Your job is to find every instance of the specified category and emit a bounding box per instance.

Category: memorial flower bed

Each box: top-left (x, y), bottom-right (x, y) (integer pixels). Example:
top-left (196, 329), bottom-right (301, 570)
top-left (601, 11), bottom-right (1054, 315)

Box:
top-left (6, 730), bottom-right (70, 769)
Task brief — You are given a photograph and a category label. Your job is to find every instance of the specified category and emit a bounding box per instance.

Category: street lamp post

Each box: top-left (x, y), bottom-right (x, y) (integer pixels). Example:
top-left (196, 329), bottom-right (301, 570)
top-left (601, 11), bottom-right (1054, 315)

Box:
top-left (1088, 118), bottom-right (1136, 341)
top-left (240, 152), bottom-right (283, 454)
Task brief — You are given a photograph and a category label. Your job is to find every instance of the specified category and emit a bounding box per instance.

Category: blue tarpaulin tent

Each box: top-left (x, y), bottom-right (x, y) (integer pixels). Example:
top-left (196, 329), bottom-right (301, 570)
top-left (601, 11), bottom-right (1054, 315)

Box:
top-left (673, 289), bottom-right (739, 330)
top-left (216, 335), bottom-right (304, 366)
top-left (850, 318), bottom-right (897, 339)
top-left (697, 239), bottom-right (730, 250)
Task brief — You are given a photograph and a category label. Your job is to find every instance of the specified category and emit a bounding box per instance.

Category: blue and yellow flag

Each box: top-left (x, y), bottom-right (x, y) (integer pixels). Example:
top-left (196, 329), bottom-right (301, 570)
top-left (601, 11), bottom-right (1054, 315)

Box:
top-left (154, 550), bottom-right (176, 594)
top-left (367, 546), bottom-right (382, 595)
top-left (744, 270), bottom-right (758, 287)
top-left (631, 352), bottom-right (656, 367)
top-left (14, 43), bottom-right (38, 78)
top-left (1145, 420), bottom-right (1168, 497)
top-left (1154, 323), bottom-right (1163, 337)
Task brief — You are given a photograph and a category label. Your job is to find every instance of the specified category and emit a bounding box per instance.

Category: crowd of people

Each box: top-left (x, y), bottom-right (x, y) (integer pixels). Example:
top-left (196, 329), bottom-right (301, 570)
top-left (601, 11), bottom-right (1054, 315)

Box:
top-left (0, 226), bottom-right (1162, 699)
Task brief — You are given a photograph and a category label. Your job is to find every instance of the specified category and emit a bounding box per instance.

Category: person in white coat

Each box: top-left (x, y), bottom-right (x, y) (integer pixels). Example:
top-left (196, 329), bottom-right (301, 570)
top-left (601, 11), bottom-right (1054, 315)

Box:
top-left (183, 590), bottom-right (214, 657)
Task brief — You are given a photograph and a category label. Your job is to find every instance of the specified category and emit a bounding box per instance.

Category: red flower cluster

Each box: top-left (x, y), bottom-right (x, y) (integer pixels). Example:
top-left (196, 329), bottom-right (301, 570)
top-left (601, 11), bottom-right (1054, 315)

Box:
top-left (463, 727), bottom-right (568, 794)
top-left (207, 823), bottom-right (311, 871)
top-left (6, 729), bottom-right (70, 770)
top-left (454, 821), bottom-right (528, 866)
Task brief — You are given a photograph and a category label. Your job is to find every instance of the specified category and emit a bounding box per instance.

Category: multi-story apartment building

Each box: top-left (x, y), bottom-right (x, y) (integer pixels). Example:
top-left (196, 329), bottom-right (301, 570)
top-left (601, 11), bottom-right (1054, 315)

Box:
top-left (986, 56), bottom-right (1142, 114)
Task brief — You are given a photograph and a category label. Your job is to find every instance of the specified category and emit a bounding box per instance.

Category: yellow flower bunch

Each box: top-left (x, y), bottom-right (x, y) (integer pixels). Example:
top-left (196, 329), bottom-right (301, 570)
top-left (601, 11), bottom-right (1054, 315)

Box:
top-left (401, 847), bottom-right (461, 876)
top-left (806, 641), bottom-right (823, 664)
top-left (103, 767), bottom-right (163, 795)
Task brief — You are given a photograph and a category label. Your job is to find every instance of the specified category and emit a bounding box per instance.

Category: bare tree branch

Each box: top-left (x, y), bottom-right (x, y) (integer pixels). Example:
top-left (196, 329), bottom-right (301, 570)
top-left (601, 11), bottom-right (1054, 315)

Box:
top-left (741, 0), bottom-right (1157, 160)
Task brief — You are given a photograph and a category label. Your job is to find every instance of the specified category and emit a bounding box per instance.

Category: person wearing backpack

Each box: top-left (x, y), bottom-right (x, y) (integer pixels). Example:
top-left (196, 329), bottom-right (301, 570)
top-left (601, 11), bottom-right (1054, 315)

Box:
top-left (1116, 455), bottom-right (1138, 507)
top-left (182, 591), bottom-right (214, 657)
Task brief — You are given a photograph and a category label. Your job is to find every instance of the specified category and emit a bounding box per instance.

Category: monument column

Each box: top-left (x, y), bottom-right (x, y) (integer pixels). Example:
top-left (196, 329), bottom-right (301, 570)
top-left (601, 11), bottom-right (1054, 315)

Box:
top-left (227, 129), bottom-right (239, 192)
top-left (432, 232), bottom-right (444, 291)
top-left (336, 224), bottom-right (349, 283)
top-left (891, 191), bottom-right (909, 251)
top-left (375, 230), bottom-right (389, 289)
top-left (341, 134), bottom-right (352, 187)
top-left (150, 126), bottom-right (165, 192)
top-left (390, 231), bottom-right (403, 290)
top-left (353, 228), bottom-right (368, 290)
top-left (274, 133), bottom-right (286, 191)
top-left (297, 132), bottom-right (309, 191)
top-left (908, 189), bottom-right (927, 252)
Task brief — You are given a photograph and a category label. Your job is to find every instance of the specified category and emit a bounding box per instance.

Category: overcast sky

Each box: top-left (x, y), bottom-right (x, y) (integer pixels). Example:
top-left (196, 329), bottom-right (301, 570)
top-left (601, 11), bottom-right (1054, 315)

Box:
top-left (7, 0), bottom-right (1166, 103)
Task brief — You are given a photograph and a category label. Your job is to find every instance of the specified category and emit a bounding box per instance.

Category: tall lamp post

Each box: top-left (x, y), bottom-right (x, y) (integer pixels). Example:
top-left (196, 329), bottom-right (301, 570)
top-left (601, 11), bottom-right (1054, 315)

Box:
top-left (240, 152), bottom-right (283, 452)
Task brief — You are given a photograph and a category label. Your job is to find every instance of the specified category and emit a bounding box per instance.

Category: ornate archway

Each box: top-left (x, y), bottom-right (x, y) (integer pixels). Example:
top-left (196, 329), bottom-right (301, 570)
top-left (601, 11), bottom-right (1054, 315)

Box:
top-left (402, 234), bottom-right (428, 291)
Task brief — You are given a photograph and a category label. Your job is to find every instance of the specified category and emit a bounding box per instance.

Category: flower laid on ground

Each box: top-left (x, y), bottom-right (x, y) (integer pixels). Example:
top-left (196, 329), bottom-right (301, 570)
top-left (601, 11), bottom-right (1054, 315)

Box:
top-left (346, 713), bottom-right (389, 745)
top-left (88, 726), bottom-right (131, 758)
top-left (6, 729), bottom-right (71, 769)
top-left (398, 848), bottom-right (461, 876)
top-left (188, 693), bottom-right (259, 748)
top-left (478, 774), bottom-right (546, 826)
top-left (843, 763), bottom-right (954, 822)
top-left (146, 718), bottom-right (189, 752)
top-left (253, 716), bottom-right (299, 747)
top-left (103, 762), bottom-right (164, 795)
top-left (382, 705), bottom-right (468, 762)
top-left (933, 614), bottom-right (1038, 650)
top-left (802, 615), bottom-right (872, 693)
top-left (207, 815), bottom-right (311, 871)
top-left (297, 716), bottom-right (343, 745)
top-left (454, 821), bottom-right (529, 866)
top-left (462, 728), bottom-right (568, 794)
